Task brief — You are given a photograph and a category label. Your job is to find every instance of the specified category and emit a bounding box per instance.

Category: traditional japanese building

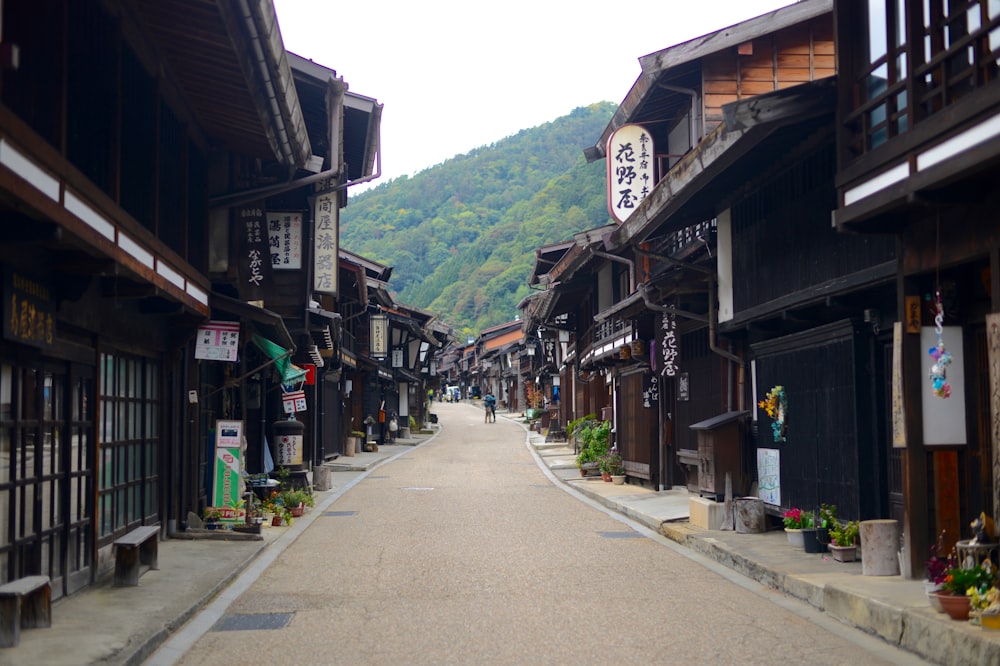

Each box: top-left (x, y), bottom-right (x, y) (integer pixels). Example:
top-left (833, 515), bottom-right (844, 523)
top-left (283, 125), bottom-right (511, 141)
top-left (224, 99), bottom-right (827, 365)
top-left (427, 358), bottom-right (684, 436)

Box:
top-left (832, 0), bottom-right (1000, 576)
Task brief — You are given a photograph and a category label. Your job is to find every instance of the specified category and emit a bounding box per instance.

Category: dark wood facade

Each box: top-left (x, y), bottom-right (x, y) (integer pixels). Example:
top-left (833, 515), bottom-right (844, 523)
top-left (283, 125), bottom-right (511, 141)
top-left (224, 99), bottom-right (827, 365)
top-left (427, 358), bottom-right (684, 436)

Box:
top-left (832, 0), bottom-right (1000, 576)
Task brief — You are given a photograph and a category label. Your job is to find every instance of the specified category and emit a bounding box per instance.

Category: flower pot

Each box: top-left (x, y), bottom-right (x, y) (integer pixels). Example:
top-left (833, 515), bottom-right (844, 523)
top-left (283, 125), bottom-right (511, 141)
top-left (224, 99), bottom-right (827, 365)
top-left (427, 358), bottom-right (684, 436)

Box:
top-left (601, 472), bottom-right (612, 482)
top-left (611, 475), bottom-right (626, 485)
top-left (828, 544), bottom-right (857, 562)
top-left (924, 582), bottom-right (944, 612)
top-left (786, 528), bottom-right (805, 549)
top-left (272, 515), bottom-right (284, 526)
top-left (290, 504), bottom-right (305, 517)
top-left (980, 613), bottom-right (1000, 630)
top-left (802, 528), bottom-right (826, 553)
top-left (933, 592), bottom-right (972, 621)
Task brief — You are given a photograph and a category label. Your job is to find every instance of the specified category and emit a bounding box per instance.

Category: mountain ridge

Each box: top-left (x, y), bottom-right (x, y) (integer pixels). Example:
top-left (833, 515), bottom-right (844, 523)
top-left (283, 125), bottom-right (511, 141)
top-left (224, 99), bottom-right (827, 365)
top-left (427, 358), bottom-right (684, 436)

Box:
top-left (340, 102), bottom-right (615, 337)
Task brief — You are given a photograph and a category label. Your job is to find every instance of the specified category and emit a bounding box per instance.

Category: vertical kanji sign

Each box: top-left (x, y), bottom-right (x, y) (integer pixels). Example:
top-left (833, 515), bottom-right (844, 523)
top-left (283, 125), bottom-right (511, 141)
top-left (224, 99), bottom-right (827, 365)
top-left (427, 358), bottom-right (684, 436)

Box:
top-left (312, 189), bottom-right (338, 295)
top-left (607, 124), bottom-right (654, 223)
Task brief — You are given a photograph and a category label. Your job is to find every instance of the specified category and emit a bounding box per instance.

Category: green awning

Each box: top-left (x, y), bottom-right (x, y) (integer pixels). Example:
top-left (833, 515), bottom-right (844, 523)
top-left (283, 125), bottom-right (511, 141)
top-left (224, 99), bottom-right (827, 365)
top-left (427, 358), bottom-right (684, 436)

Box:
top-left (252, 334), bottom-right (307, 385)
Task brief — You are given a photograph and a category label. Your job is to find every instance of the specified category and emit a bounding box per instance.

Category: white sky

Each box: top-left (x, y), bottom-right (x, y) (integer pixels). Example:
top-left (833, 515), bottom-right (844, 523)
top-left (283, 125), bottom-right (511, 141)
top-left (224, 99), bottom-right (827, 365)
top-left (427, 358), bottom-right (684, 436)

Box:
top-left (273, 1), bottom-right (796, 185)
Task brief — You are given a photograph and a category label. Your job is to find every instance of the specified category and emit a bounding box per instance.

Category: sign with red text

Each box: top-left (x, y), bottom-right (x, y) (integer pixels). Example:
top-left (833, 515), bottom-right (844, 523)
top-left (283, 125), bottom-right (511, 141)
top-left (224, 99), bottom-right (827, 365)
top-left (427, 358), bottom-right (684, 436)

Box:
top-left (267, 212), bottom-right (303, 269)
top-left (195, 321), bottom-right (240, 362)
top-left (282, 389), bottom-right (307, 414)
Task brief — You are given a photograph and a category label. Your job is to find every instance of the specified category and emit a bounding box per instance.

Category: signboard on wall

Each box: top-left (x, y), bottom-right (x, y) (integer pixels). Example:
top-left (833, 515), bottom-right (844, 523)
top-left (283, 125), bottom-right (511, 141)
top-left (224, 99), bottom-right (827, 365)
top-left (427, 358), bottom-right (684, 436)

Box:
top-left (2, 268), bottom-right (55, 351)
top-left (607, 124), bottom-right (654, 223)
top-left (267, 212), bottom-right (303, 269)
top-left (757, 448), bottom-right (780, 506)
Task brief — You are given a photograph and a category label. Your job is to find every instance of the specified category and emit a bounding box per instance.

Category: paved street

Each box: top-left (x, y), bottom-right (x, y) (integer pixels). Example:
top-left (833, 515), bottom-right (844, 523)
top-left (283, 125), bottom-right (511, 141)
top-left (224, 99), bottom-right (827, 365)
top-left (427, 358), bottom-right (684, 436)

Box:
top-left (165, 402), bottom-right (922, 665)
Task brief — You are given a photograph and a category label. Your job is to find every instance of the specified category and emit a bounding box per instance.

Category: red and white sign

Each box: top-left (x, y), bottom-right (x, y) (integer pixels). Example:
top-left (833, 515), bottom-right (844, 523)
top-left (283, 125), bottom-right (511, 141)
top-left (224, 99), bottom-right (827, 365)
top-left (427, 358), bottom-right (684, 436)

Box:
top-left (282, 389), bottom-right (307, 414)
top-left (195, 321), bottom-right (240, 362)
top-left (607, 124), bottom-right (655, 223)
top-left (302, 363), bottom-right (316, 385)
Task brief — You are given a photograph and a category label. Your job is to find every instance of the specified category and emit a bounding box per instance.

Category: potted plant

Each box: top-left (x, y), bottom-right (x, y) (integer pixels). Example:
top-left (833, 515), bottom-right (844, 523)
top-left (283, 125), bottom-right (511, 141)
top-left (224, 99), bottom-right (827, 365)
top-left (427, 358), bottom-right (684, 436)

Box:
top-left (203, 508), bottom-right (222, 530)
top-left (782, 507), bottom-right (813, 548)
top-left (350, 430), bottom-right (366, 453)
top-left (598, 450), bottom-right (623, 483)
top-left (827, 520), bottom-right (860, 562)
top-left (924, 531), bottom-right (953, 611)
top-left (969, 585), bottom-right (1000, 629)
top-left (281, 488), bottom-right (314, 517)
top-left (574, 419), bottom-right (609, 477)
top-left (606, 450), bottom-right (626, 485)
top-left (933, 564), bottom-right (995, 621)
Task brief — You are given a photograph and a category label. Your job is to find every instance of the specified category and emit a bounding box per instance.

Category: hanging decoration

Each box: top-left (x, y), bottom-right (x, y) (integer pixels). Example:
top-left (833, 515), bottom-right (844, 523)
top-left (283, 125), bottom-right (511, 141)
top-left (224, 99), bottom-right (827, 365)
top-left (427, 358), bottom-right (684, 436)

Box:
top-left (927, 214), bottom-right (953, 399)
top-left (928, 290), bottom-right (952, 399)
top-left (758, 385), bottom-right (787, 443)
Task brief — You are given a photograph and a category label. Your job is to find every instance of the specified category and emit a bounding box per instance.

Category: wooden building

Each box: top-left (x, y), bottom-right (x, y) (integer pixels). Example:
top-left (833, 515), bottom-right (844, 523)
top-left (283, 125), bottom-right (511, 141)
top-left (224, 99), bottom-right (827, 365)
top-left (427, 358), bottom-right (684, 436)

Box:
top-left (0, 0), bottom-right (310, 593)
top-left (832, 0), bottom-right (1000, 576)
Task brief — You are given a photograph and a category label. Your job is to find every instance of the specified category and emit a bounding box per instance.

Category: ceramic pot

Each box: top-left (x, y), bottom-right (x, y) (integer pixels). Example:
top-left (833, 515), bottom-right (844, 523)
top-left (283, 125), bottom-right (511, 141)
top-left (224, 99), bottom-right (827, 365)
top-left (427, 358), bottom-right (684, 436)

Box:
top-left (272, 515), bottom-right (283, 526)
top-left (786, 528), bottom-right (805, 549)
top-left (933, 592), bottom-right (971, 621)
top-left (290, 504), bottom-right (305, 517)
top-left (601, 472), bottom-right (612, 482)
top-left (612, 475), bottom-right (626, 485)
top-left (924, 582), bottom-right (944, 612)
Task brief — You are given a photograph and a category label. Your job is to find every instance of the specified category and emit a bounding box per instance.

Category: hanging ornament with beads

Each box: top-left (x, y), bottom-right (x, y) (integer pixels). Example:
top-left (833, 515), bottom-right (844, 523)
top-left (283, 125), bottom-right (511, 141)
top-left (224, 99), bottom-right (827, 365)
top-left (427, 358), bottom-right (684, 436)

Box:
top-left (927, 290), bottom-right (952, 399)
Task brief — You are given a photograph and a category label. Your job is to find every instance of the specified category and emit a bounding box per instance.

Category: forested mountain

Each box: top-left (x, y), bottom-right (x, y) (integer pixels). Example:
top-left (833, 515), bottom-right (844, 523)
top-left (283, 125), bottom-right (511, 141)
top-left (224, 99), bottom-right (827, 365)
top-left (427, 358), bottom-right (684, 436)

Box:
top-left (340, 103), bottom-right (616, 338)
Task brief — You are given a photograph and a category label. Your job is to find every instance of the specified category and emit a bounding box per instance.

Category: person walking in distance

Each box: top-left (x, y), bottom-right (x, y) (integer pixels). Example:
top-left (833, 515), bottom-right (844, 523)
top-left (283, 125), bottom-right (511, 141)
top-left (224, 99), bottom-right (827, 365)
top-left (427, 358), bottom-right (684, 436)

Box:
top-left (484, 390), bottom-right (497, 423)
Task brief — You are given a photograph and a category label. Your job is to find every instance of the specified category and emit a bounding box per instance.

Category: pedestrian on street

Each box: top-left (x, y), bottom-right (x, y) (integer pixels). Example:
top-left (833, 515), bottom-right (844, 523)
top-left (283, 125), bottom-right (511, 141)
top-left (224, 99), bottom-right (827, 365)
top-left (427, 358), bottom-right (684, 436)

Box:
top-left (484, 391), bottom-right (497, 423)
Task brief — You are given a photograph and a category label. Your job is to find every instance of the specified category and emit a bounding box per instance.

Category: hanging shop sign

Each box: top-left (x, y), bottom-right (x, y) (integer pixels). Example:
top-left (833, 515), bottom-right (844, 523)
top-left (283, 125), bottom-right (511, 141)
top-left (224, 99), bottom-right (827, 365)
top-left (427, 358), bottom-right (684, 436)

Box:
top-left (391, 348), bottom-right (404, 368)
top-left (282, 389), bottom-right (307, 415)
top-left (267, 211), bottom-right (303, 269)
top-left (211, 420), bottom-right (246, 523)
top-left (238, 204), bottom-right (272, 296)
top-left (370, 313), bottom-right (389, 359)
top-left (312, 190), bottom-right (338, 295)
top-left (195, 321), bottom-right (240, 362)
top-left (2, 268), bottom-right (55, 351)
top-left (658, 311), bottom-right (678, 377)
top-left (607, 123), bottom-right (654, 223)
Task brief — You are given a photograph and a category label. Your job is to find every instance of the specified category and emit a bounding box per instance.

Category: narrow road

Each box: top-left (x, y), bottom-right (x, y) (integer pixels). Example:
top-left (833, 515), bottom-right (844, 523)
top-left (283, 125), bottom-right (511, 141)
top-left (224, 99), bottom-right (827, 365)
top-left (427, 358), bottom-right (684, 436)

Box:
top-left (171, 401), bottom-right (923, 665)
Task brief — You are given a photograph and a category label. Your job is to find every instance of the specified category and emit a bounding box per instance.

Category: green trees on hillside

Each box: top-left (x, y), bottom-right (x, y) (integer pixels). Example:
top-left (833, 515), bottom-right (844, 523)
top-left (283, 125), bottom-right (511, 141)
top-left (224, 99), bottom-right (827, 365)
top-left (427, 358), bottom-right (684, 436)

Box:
top-left (340, 102), bottom-right (616, 332)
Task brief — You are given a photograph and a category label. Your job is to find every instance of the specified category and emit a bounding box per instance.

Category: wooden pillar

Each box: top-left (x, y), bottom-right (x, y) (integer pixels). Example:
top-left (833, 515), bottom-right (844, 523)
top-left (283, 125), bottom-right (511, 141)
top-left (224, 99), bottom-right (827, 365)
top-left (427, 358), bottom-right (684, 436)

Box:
top-left (900, 272), bottom-right (929, 579)
top-left (987, 312), bottom-right (1000, 525)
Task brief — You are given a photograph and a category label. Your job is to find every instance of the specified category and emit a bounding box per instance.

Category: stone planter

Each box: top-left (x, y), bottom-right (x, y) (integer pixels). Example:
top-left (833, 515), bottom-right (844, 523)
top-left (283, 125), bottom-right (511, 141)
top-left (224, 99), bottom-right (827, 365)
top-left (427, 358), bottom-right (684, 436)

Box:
top-left (611, 475), bottom-right (626, 485)
top-left (786, 528), bottom-right (805, 549)
top-left (828, 544), bottom-right (857, 562)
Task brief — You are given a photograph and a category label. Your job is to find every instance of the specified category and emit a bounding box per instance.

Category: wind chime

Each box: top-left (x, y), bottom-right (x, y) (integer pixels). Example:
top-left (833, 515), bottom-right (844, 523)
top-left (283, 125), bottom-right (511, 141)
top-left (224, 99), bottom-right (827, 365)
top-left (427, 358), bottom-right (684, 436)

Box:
top-left (927, 215), bottom-right (952, 399)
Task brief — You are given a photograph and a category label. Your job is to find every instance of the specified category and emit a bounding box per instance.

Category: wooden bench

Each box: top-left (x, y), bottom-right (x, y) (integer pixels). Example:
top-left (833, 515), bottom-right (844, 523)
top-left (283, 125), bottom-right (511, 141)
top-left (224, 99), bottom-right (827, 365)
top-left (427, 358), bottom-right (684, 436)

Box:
top-left (113, 525), bottom-right (160, 587)
top-left (0, 575), bottom-right (51, 647)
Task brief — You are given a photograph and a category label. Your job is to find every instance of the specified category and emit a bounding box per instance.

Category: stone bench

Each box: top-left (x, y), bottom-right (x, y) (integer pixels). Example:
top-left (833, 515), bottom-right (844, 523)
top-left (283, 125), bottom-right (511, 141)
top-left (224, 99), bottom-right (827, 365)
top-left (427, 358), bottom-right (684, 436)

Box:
top-left (113, 525), bottom-right (160, 586)
top-left (0, 575), bottom-right (51, 647)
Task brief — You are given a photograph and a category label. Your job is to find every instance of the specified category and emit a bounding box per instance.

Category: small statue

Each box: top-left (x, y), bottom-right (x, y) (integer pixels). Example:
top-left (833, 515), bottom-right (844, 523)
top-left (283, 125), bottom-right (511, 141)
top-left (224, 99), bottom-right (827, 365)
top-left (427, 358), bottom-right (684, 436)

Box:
top-left (970, 512), bottom-right (995, 545)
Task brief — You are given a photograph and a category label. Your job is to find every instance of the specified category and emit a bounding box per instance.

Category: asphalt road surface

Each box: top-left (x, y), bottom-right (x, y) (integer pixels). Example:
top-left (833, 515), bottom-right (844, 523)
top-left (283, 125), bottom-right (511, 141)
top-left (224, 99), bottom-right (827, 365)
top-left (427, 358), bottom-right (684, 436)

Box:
top-left (171, 401), bottom-right (925, 665)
